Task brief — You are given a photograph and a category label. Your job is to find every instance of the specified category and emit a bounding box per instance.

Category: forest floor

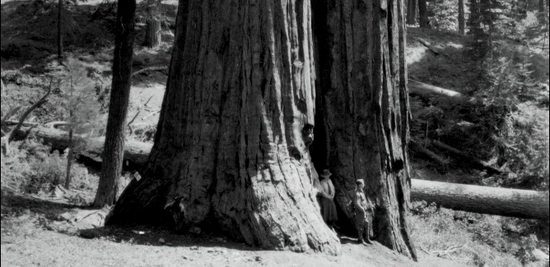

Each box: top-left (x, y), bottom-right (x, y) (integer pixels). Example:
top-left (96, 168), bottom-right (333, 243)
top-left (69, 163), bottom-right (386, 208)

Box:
top-left (1, 0), bottom-right (549, 267)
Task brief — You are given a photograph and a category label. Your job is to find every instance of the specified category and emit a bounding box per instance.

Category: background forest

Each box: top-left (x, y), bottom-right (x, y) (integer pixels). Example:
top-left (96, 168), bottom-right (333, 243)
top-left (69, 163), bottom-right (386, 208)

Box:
top-left (1, 0), bottom-right (549, 266)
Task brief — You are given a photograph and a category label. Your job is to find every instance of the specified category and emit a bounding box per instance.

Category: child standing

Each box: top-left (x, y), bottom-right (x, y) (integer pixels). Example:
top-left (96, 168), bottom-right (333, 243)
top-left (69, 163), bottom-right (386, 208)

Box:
top-left (353, 179), bottom-right (374, 245)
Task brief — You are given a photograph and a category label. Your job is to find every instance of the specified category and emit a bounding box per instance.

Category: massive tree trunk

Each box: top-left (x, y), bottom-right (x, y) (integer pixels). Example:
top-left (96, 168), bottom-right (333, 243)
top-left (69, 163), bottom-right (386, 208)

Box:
top-left (412, 179), bottom-right (550, 220)
top-left (458, 0), bottom-right (465, 34)
top-left (312, 0), bottom-right (417, 260)
top-left (107, 0), bottom-right (340, 255)
top-left (143, 0), bottom-right (162, 48)
top-left (418, 0), bottom-right (429, 28)
top-left (407, 0), bottom-right (417, 25)
top-left (93, 0), bottom-right (136, 207)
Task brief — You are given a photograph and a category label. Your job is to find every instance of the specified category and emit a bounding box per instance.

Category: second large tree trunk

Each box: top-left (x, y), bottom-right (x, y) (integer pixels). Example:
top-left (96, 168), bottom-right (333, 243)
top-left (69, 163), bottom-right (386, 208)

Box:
top-left (313, 0), bottom-right (417, 260)
top-left (107, 0), bottom-right (340, 255)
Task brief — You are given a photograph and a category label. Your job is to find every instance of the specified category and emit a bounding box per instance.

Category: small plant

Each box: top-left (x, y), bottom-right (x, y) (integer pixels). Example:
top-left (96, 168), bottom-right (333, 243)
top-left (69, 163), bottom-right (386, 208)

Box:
top-left (57, 57), bottom-right (102, 189)
top-left (516, 234), bottom-right (539, 264)
top-left (26, 150), bottom-right (67, 194)
top-left (0, 141), bottom-right (31, 191)
top-left (410, 201), bottom-right (525, 266)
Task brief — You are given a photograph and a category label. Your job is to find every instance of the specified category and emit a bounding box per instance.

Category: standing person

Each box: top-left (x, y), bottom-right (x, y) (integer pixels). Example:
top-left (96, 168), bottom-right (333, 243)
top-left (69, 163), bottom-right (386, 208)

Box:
top-left (318, 169), bottom-right (338, 231)
top-left (353, 179), bottom-right (374, 245)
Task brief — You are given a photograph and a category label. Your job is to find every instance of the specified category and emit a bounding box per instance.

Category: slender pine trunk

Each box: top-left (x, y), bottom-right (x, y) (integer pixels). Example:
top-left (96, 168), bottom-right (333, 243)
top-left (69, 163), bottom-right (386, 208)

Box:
top-left (93, 0), bottom-right (136, 208)
top-left (57, 0), bottom-right (63, 59)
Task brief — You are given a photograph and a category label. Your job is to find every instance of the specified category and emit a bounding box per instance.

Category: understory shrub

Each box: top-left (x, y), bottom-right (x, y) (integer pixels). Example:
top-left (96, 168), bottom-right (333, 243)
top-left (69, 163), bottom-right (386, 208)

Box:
top-left (1, 140), bottom-right (95, 193)
top-left (410, 201), bottom-right (535, 267)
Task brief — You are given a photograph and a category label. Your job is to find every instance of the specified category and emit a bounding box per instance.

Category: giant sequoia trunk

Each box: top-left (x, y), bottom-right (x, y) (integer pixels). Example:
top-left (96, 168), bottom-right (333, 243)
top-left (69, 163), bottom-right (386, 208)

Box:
top-left (312, 0), bottom-right (417, 260)
top-left (107, 0), bottom-right (340, 255)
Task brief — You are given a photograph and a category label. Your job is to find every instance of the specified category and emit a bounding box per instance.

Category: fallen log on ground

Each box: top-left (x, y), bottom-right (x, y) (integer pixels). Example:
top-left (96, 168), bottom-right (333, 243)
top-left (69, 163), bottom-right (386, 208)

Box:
top-left (410, 140), bottom-right (449, 166)
top-left (12, 127), bottom-right (548, 220)
top-left (409, 80), bottom-right (463, 98)
top-left (431, 140), bottom-right (502, 174)
top-left (12, 126), bottom-right (152, 165)
top-left (411, 179), bottom-right (549, 220)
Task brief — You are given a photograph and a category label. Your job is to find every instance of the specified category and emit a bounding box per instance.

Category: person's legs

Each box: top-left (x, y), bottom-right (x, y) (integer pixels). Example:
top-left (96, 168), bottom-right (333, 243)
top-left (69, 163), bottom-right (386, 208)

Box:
top-left (363, 222), bottom-right (372, 244)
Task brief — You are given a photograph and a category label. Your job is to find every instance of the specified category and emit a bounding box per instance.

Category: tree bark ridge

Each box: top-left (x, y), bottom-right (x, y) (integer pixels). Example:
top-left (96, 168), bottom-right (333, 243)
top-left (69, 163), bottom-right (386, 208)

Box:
top-left (109, 0), bottom-right (340, 255)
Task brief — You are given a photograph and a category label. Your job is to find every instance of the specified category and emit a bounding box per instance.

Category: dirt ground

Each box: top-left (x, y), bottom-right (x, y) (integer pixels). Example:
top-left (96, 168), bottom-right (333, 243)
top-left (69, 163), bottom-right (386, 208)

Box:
top-left (0, 188), bottom-right (468, 267)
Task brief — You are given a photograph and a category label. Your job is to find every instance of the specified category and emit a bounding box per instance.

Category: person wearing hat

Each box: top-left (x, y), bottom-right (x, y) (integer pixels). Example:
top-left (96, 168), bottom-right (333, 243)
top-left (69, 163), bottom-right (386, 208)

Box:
top-left (318, 169), bottom-right (338, 231)
top-left (353, 179), bottom-right (374, 245)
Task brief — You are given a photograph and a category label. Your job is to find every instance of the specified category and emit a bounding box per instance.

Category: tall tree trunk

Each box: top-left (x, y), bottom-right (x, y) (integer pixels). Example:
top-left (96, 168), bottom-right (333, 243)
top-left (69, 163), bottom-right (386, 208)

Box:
top-left (143, 0), bottom-right (162, 48)
top-left (107, 0), bottom-right (341, 255)
top-left (65, 128), bottom-right (74, 188)
top-left (407, 0), bottom-right (417, 25)
top-left (459, 0), bottom-right (465, 34)
top-left (313, 0), bottom-right (417, 260)
top-left (468, 0), bottom-right (482, 35)
top-left (57, 0), bottom-right (63, 59)
top-left (418, 0), bottom-right (429, 28)
top-left (93, 0), bottom-right (136, 208)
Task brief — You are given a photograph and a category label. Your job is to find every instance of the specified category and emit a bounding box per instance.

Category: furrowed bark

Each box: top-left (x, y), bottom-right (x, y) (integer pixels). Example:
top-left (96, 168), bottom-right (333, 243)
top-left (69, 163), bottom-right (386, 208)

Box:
top-left (313, 0), bottom-right (417, 260)
top-left (93, 0), bottom-right (137, 207)
top-left (108, 0), bottom-right (340, 255)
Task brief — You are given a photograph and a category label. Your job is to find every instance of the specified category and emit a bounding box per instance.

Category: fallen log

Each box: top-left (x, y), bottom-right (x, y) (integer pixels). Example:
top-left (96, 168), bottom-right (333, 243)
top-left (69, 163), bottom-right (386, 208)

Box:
top-left (410, 140), bottom-right (449, 166)
top-left (409, 80), bottom-right (463, 98)
top-left (431, 140), bottom-right (502, 174)
top-left (12, 126), bottom-right (548, 220)
top-left (12, 126), bottom-right (152, 166)
top-left (411, 179), bottom-right (549, 220)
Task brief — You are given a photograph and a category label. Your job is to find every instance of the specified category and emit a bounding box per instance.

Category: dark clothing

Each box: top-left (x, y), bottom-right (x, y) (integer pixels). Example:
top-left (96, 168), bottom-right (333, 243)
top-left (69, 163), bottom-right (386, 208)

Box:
top-left (320, 196), bottom-right (338, 222)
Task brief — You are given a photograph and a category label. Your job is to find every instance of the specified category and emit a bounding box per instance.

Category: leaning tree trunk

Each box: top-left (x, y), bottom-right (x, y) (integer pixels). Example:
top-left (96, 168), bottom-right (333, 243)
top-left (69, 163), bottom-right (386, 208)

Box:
top-left (312, 0), bottom-right (417, 260)
top-left (93, 0), bottom-right (136, 207)
top-left (143, 0), bottom-right (162, 48)
top-left (407, 0), bottom-right (417, 25)
top-left (418, 0), bottom-right (429, 28)
top-left (107, 0), bottom-right (340, 255)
